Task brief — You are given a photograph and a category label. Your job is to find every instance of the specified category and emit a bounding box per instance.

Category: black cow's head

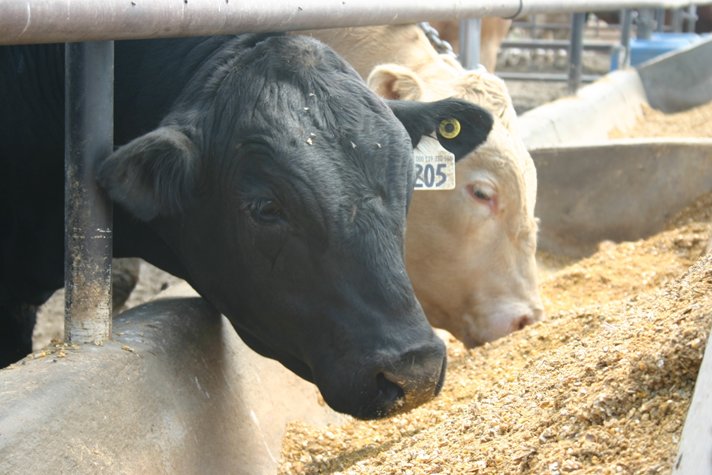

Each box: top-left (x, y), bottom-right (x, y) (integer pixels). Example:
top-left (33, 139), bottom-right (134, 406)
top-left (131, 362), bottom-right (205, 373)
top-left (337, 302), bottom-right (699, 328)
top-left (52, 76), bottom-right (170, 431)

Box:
top-left (98, 34), bottom-right (492, 419)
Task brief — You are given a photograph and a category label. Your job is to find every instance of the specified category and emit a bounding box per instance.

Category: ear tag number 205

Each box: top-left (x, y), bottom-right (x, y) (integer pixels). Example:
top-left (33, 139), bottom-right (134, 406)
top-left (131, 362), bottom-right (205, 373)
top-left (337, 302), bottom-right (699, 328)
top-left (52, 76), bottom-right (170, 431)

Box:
top-left (412, 135), bottom-right (456, 191)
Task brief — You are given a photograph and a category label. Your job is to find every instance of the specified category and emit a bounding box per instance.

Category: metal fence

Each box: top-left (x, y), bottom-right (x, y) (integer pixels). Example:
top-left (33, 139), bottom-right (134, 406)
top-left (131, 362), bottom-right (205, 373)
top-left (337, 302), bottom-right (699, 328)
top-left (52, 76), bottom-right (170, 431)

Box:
top-left (2, 0), bottom-right (711, 44)
top-left (492, 5), bottom-right (702, 90)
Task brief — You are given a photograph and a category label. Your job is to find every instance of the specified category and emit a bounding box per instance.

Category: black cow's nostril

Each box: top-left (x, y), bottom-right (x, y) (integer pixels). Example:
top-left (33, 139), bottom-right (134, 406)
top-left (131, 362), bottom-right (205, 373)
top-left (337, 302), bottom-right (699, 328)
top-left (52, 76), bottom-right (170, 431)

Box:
top-left (434, 356), bottom-right (447, 396)
top-left (376, 372), bottom-right (405, 406)
top-left (347, 338), bottom-right (446, 419)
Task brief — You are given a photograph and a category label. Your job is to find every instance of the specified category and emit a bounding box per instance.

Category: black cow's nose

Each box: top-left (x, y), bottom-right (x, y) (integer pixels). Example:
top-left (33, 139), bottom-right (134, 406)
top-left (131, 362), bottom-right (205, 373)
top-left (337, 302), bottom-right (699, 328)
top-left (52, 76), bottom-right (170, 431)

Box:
top-left (376, 372), bottom-right (405, 407)
top-left (313, 318), bottom-right (448, 420)
top-left (364, 338), bottom-right (447, 419)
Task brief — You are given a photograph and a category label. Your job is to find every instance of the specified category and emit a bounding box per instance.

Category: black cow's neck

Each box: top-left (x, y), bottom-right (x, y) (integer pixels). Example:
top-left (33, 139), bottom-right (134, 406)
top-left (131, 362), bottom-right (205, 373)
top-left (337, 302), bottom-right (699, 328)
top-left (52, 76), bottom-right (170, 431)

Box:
top-left (112, 206), bottom-right (189, 281)
top-left (113, 37), bottom-right (232, 144)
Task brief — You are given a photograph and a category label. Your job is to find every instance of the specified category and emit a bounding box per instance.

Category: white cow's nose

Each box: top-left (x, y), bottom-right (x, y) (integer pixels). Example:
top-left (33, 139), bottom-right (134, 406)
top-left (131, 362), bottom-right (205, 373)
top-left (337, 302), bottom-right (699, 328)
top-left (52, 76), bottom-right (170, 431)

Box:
top-left (514, 315), bottom-right (532, 330)
top-left (513, 307), bottom-right (544, 331)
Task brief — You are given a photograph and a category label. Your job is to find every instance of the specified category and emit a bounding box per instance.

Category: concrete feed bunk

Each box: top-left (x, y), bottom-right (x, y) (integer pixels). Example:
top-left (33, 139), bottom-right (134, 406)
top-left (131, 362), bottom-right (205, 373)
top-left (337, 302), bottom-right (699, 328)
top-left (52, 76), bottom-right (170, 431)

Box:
top-left (0, 293), bottom-right (345, 474)
top-left (1, 37), bottom-right (712, 475)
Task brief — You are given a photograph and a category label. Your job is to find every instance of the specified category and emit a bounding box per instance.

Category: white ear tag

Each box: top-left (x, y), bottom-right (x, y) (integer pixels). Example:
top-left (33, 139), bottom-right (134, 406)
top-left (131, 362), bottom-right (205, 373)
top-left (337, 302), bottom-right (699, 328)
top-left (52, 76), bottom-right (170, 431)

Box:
top-left (412, 135), bottom-right (456, 191)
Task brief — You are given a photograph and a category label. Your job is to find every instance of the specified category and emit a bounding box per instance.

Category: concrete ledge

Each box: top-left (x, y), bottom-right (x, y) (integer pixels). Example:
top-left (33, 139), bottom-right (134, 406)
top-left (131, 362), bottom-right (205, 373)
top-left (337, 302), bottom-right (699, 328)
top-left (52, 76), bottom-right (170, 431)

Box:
top-left (532, 138), bottom-right (712, 257)
top-left (517, 36), bottom-right (712, 150)
top-left (0, 286), bottom-right (344, 474)
top-left (517, 69), bottom-right (647, 149)
top-left (638, 36), bottom-right (712, 113)
top-left (672, 313), bottom-right (712, 475)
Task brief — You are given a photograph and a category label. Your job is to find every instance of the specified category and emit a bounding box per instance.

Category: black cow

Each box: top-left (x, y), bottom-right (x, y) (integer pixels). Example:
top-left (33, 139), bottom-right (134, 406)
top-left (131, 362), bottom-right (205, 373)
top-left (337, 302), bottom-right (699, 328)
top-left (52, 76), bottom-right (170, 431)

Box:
top-left (0, 34), bottom-right (492, 419)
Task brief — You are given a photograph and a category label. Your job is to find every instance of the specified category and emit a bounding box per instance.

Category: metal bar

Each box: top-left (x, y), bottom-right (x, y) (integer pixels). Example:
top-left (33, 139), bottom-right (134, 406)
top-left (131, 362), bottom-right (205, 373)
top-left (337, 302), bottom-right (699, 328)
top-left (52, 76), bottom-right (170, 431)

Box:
top-left (501, 39), bottom-right (617, 50)
top-left (685, 4), bottom-right (699, 31)
top-left (512, 21), bottom-right (576, 29)
top-left (2, 0), bottom-right (712, 45)
top-left (568, 12), bottom-right (586, 92)
top-left (637, 8), bottom-right (657, 38)
top-left (655, 7), bottom-right (667, 30)
top-left (64, 41), bottom-right (114, 345)
top-left (459, 18), bottom-right (482, 69)
top-left (620, 9), bottom-right (633, 67)
top-left (671, 7), bottom-right (684, 30)
top-left (496, 71), bottom-right (601, 81)
top-left (512, 20), bottom-right (622, 30)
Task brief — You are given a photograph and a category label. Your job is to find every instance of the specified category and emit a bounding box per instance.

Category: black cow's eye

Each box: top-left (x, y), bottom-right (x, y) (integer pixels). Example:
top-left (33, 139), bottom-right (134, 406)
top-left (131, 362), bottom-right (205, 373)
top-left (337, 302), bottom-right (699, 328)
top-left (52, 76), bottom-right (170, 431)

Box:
top-left (250, 199), bottom-right (286, 225)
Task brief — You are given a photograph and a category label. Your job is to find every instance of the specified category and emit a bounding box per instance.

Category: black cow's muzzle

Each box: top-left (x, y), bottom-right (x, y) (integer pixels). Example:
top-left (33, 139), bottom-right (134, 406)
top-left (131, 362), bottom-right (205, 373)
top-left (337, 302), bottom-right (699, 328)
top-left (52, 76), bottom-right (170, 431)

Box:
top-left (376, 345), bottom-right (448, 416)
top-left (315, 334), bottom-right (447, 420)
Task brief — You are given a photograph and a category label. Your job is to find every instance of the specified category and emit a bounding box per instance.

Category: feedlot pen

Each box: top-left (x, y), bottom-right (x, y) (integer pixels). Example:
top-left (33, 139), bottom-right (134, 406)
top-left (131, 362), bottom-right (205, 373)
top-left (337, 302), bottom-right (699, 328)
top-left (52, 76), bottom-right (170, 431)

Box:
top-left (1, 3), bottom-right (712, 475)
top-left (30, 38), bottom-right (712, 475)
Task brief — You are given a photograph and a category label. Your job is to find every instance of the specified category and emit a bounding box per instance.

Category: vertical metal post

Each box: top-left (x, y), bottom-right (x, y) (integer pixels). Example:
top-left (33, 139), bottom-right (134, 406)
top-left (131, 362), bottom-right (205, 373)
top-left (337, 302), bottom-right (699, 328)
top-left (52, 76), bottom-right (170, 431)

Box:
top-left (65, 41), bottom-right (114, 345)
top-left (619, 9), bottom-right (633, 68)
top-left (654, 8), bottom-right (666, 32)
top-left (671, 8), bottom-right (684, 32)
top-left (685, 5), bottom-right (698, 33)
top-left (568, 12), bottom-right (585, 92)
top-left (637, 9), bottom-right (655, 39)
top-left (459, 18), bottom-right (481, 70)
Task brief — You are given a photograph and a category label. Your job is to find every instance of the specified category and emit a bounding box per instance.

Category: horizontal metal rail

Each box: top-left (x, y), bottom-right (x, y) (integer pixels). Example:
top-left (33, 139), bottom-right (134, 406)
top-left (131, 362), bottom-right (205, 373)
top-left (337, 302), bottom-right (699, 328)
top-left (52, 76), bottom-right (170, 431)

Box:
top-left (501, 39), bottom-right (618, 50)
top-left (2, 0), bottom-right (711, 45)
top-left (496, 71), bottom-right (602, 81)
top-left (512, 21), bottom-right (622, 30)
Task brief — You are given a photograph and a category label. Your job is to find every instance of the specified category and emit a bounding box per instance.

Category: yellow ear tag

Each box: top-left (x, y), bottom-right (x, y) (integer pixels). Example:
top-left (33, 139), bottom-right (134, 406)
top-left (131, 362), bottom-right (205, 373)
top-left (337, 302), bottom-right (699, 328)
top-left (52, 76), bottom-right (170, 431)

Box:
top-left (438, 118), bottom-right (461, 139)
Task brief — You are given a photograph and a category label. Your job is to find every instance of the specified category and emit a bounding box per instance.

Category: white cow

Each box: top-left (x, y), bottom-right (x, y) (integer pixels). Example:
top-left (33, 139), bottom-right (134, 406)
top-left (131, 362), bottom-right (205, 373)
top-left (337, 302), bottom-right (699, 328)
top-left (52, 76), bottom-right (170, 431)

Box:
top-left (302, 25), bottom-right (544, 346)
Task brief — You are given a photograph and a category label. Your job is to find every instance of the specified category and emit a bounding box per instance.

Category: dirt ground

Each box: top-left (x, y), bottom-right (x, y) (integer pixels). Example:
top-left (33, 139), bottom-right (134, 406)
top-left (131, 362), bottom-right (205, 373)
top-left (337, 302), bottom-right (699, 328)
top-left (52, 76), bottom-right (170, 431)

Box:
top-left (276, 104), bottom-right (712, 473)
top-left (609, 101), bottom-right (712, 138)
top-left (280, 237), bottom-right (711, 474)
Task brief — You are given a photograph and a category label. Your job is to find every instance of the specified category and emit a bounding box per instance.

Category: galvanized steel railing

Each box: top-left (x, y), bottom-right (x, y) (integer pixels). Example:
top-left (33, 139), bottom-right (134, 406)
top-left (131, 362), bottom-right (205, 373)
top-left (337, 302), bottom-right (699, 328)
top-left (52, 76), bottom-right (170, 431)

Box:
top-left (2, 0), bottom-right (711, 45)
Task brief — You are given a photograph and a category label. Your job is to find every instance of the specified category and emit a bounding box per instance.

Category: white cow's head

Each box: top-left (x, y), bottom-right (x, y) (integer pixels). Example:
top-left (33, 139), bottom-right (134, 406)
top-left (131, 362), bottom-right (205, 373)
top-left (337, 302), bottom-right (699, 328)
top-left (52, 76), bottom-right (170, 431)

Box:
top-left (368, 60), bottom-right (544, 346)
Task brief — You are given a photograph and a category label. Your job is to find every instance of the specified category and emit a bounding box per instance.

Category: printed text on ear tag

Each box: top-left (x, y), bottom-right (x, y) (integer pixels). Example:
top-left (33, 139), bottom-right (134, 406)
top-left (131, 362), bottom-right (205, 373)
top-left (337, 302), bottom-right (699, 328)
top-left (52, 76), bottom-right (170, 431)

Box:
top-left (412, 135), bottom-right (456, 191)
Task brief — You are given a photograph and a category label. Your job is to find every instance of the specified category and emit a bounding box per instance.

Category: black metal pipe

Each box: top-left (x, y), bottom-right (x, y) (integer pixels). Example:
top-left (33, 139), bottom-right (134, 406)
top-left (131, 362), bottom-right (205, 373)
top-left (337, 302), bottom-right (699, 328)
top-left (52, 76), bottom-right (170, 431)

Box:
top-left (568, 12), bottom-right (586, 92)
top-left (64, 41), bottom-right (114, 345)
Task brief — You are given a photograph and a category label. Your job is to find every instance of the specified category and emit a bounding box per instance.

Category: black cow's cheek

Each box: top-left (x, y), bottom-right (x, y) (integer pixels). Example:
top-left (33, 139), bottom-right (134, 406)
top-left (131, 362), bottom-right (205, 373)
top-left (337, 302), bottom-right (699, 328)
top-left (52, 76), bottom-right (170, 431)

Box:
top-left (251, 229), bottom-right (290, 268)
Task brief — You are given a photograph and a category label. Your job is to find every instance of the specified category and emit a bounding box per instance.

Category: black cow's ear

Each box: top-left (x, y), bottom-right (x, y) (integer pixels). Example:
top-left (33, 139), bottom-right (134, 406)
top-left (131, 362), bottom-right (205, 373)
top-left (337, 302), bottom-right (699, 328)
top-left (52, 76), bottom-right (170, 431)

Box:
top-left (96, 126), bottom-right (198, 221)
top-left (387, 98), bottom-right (494, 160)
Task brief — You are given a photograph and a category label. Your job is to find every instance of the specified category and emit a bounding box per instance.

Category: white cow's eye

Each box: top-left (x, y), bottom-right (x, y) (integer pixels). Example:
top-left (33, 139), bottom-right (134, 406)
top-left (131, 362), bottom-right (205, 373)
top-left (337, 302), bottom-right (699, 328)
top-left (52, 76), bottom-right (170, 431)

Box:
top-left (466, 181), bottom-right (498, 214)
top-left (468, 184), bottom-right (494, 202)
top-left (473, 188), bottom-right (490, 201)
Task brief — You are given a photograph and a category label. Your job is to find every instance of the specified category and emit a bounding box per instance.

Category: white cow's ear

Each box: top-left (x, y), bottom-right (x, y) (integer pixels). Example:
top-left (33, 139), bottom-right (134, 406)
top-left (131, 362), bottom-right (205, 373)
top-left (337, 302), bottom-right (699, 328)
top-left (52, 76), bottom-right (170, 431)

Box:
top-left (367, 64), bottom-right (424, 100)
top-left (96, 126), bottom-right (198, 221)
